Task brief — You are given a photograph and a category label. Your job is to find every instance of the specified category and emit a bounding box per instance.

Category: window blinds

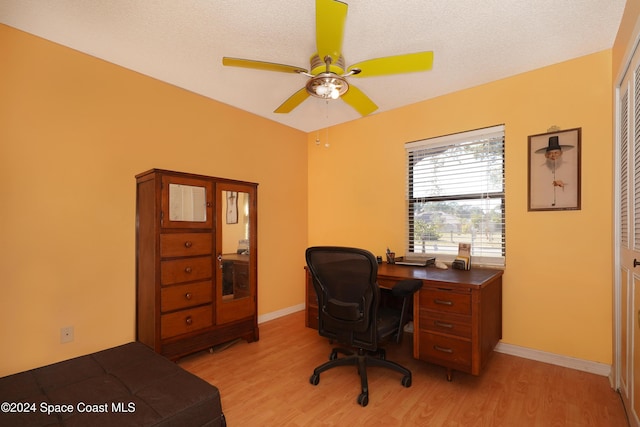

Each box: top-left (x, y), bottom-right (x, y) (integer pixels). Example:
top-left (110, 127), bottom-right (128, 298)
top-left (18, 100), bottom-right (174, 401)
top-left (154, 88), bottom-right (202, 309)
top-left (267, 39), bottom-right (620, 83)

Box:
top-left (406, 125), bottom-right (505, 266)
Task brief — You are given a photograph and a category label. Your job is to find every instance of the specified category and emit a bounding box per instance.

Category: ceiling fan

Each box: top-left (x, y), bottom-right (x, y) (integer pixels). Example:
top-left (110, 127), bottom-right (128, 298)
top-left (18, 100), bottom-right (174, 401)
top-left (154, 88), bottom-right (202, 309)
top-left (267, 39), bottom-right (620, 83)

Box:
top-left (222, 0), bottom-right (434, 116)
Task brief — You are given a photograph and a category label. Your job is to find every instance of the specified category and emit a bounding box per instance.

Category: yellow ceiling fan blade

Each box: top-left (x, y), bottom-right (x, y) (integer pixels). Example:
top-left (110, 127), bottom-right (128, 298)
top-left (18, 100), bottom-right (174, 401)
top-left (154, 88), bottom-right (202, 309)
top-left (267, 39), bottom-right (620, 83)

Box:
top-left (222, 57), bottom-right (307, 74)
top-left (341, 85), bottom-right (378, 116)
top-left (274, 88), bottom-right (310, 113)
top-left (316, 0), bottom-right (348, 63)
top-left (348, 51), bottom-right (434, 77)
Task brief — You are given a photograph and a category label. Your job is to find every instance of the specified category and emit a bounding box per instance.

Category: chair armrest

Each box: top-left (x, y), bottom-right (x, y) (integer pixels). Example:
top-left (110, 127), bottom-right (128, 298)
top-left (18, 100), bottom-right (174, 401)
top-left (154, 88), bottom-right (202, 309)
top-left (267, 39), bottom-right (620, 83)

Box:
top-left (391, 279), bottom-right (422, 297)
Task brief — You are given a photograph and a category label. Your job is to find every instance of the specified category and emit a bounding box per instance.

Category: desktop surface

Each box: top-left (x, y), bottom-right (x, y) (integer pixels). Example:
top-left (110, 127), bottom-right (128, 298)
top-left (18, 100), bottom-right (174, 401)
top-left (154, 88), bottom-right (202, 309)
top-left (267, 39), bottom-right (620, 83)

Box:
top-left (376, 263), bottom-right (503, 289)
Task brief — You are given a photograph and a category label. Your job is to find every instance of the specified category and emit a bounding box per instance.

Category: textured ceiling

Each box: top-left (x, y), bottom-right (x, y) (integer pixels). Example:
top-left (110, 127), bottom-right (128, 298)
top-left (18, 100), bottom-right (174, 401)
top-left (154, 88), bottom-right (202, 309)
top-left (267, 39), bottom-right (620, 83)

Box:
top-left (0, 0), bottom-right (627, 132)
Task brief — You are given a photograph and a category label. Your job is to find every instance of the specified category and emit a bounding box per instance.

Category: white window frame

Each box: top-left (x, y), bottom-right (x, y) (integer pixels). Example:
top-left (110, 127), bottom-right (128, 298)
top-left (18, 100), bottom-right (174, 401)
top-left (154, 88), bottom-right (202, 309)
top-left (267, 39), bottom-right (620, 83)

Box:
top-left (405, 125), bottom-right (506, 267)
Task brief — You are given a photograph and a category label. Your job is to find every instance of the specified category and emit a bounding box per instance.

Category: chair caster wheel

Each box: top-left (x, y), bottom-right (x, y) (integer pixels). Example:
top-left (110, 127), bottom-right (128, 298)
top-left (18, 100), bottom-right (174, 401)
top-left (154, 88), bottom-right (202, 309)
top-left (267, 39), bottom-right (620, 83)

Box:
top-left (357, 392), bottom-right (369, 407)
top-left (309, 373), bottom-right (320, 385)
top-left (402, 375), bottom-right (412, 387)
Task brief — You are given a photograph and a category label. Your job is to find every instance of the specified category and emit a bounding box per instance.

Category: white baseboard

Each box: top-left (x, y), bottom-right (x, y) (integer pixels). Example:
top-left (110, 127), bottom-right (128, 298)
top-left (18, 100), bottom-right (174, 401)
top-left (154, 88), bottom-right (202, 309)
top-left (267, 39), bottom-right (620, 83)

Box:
top-left (494, 342), bottom-right (611, 377)
top-left (258, 303), bottom-right (305, 324)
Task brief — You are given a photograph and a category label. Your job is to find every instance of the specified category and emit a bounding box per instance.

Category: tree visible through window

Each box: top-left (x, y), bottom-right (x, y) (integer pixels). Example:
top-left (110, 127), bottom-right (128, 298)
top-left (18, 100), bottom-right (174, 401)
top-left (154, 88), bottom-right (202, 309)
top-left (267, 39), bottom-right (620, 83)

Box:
top-left (406, 126), bottom-right (505, 266)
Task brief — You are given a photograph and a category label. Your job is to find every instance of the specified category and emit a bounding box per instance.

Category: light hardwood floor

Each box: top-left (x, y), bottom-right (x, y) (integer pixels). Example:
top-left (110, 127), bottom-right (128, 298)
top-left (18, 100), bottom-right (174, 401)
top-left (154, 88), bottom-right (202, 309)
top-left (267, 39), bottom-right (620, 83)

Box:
top-left (179, 311), bottom-right (628, 426)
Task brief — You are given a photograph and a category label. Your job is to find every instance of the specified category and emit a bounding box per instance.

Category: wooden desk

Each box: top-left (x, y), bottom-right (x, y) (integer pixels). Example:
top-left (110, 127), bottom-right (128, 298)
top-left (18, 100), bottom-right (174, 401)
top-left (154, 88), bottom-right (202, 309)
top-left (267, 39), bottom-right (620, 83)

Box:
top-left (305, 263), bottom-right (503, 381)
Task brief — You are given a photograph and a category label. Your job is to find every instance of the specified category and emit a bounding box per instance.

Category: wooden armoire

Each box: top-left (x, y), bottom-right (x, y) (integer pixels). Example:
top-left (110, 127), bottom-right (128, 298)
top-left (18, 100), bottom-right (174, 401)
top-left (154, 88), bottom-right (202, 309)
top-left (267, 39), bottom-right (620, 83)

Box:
top-left (135, 169), bottom-right (258, 360)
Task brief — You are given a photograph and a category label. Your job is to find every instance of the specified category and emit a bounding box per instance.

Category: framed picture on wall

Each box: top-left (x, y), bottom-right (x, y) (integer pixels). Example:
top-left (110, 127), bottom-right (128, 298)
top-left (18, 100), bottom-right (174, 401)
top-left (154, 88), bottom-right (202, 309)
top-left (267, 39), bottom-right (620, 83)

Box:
top-left (528, 128), bottom-right (581, 211)
top-left (226, 191), bottom-right (238, 224)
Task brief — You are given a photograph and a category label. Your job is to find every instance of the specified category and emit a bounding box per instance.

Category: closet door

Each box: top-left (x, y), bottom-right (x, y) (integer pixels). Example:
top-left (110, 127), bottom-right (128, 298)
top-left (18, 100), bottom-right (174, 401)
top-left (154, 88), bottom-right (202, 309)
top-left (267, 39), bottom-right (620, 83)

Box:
top-left (618, 44), bottom-right (640, 427)
top-left (215, 182), bottom-right (258, 325)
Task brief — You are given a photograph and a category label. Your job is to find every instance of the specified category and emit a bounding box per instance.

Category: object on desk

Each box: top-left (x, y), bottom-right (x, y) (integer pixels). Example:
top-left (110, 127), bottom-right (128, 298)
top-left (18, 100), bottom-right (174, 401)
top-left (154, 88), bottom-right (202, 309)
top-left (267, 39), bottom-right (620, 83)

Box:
top-left (453, 255), bottom-right (470, 270)
top-left (394, 256), bottom-right (435, 267)
top-left (455, 243), bottom-right (471, 270)
top-left (435, 260), bottom-right (448, 269)
top-left (458, 242), bottom-right (471, 257)
top-left (452, 259), bottom-right (467, 270)
top-left (376, 256), bottom-right (383, 264)
top-left (386, 248), bottom-right (395, 264)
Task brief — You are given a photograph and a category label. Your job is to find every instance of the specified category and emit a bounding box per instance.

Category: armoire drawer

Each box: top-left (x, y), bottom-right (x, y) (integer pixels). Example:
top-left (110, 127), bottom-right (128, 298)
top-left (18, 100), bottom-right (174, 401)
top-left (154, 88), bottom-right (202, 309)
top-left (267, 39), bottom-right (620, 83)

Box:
top-left (160, 256), bottom-right (212, 285)
top-left (160, 233), bottom-right (212, 258)
top-left (420, 288), bottom-right (471, 315)
top-left (420, 310), bottom-right (472, 338)
top-left (419, 331), bottom-right (472, 369)
top-left (161, 281), bottom-right (213, 312)
top-left (161, 305), bottom-right (213, 339)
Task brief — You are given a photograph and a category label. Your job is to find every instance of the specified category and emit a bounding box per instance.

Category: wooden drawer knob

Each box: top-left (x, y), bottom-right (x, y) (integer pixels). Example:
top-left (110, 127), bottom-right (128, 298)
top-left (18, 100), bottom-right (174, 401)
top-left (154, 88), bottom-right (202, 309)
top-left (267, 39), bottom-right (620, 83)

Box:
top-left (185, 316), bottom-right (193, 326)
top-left (184, 267), bottom-right (192, 273)
top-left (185, 292), bottom-right (192, 300)
top-left (434, 299), bottom-right (453, 306)
top-left (184, 241), bottom-right (193, 248)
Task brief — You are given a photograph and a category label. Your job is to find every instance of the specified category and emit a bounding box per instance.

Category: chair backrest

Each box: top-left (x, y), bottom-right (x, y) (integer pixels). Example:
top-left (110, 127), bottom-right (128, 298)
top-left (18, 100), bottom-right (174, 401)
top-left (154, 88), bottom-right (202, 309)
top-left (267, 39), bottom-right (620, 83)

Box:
top-left (305, 246), bottom-right (380, 351)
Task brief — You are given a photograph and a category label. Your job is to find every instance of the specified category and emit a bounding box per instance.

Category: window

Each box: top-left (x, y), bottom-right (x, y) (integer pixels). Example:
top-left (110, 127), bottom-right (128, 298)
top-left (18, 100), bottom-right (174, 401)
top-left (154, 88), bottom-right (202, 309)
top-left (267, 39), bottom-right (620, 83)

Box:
top-left (406, 125), bottom-right (505, 266)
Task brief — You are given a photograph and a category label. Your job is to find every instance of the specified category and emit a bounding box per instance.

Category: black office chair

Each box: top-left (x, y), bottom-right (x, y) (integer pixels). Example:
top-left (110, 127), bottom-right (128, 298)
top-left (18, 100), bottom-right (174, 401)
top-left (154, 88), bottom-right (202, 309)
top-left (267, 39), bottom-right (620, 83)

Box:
top-left (305, 246), bottom-right (422, 407)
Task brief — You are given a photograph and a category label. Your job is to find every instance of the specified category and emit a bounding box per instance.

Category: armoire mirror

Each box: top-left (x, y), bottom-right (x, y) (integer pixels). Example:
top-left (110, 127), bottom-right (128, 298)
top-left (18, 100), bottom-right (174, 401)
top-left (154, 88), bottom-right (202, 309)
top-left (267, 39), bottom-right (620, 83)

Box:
top-left (216, 182), bottom-right (257, 325)
top-left (168, 183), bottom-right (207, 222)
top-left (220, 190), bottom-right (251, 300)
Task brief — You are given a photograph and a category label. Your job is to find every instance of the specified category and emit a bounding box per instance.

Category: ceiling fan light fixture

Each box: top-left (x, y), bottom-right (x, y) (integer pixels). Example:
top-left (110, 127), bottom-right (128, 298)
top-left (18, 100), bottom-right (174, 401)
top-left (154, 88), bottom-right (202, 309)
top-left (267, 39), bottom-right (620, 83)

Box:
top-left (306, 73), bottom-right (349, 100)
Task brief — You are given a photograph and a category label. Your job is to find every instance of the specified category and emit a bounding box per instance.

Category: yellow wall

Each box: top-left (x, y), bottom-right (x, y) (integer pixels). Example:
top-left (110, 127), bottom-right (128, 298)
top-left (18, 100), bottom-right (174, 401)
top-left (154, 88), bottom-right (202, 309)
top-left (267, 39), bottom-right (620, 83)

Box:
top-left (308, 50), bottom-right (614, 364)
top-left (0, 16), bottom-right (620, 376)
top-left (0, 25), bottom-right (309, 376)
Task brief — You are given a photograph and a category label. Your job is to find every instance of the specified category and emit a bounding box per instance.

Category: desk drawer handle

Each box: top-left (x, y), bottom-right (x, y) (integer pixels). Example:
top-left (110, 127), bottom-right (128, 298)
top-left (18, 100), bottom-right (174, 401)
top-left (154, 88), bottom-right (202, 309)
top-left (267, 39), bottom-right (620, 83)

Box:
top-left (185, 292), bottom-right (192, 300)
top-left (185, 316), bottom-right (193, 326)
top-left (434, 345), bottom-right (453, 354)
top-left (184, 241), bottom-right (193, 248)
top-left (434, 321), bottom-right (454, 329)
top-left (184, 267), bottom-right (192, 274)
top-left (434, 299), bottom-right (453, 306)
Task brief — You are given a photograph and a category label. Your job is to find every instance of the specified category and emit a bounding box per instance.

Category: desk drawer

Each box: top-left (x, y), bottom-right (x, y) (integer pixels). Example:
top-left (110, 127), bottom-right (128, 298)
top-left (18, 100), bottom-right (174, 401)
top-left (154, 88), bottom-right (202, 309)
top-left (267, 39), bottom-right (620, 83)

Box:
top-left (161, 256), bottom-right (212, 285)
top-left (160, 233), bottom-right (212, 258)
top-left (419, 331), bottom-right (471, 370)
top-left (420, 311), bottom-right (471, 338)
top-left (420, 289), bottom-right (471, 315)
top-left (161, 305), bottom-right (213, 339)
top-left (161, 281), bottom-right (212, 312)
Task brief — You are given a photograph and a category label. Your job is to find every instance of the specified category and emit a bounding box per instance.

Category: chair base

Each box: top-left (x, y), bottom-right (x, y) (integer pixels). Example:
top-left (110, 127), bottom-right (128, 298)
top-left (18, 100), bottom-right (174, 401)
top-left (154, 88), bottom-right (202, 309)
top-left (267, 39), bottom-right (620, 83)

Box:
top-left (309, 347), bottom-right (412, 407)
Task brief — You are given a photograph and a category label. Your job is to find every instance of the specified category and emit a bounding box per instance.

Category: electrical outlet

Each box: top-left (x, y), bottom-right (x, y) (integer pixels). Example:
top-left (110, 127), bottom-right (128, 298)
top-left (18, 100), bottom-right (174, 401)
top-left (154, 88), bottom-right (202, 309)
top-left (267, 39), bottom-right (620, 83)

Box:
top-left (60, 326), bottom-right (74, 343)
